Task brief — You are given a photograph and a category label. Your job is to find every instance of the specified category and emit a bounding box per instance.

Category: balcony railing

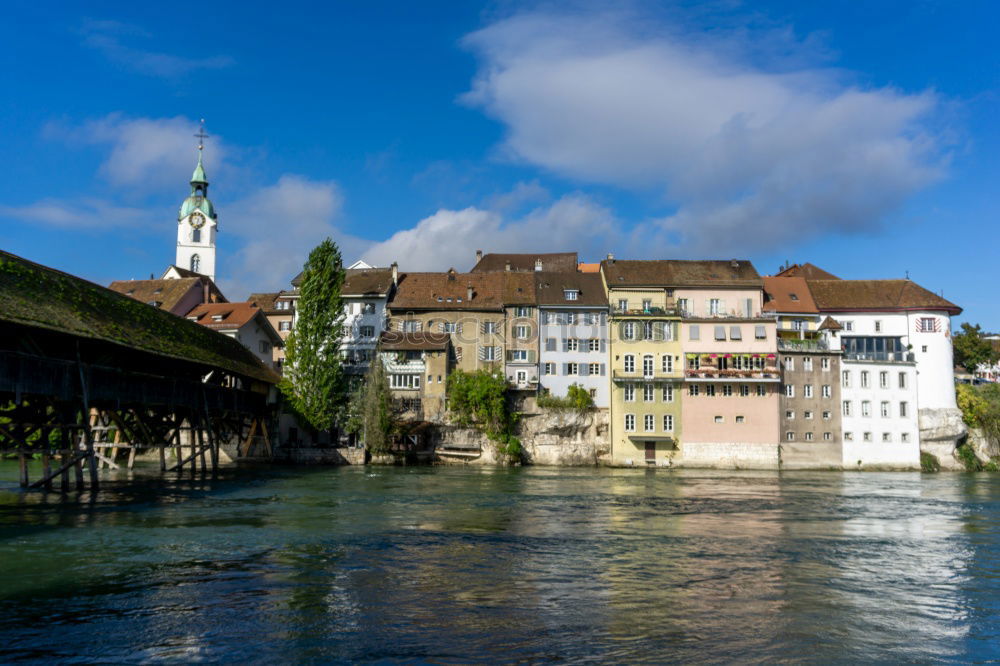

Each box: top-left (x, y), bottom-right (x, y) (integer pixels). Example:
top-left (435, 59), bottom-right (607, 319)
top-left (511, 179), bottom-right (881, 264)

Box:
top-left (612, 370), bottom-right (682, 381)
top-left (684, 368), bottom-right (780, 380)
top-left (611, 306), bottom-right (681, 316)
top-left (777, 338), bottom-right (830, 352)
top-left (843, 351), bottom-right (915, 363)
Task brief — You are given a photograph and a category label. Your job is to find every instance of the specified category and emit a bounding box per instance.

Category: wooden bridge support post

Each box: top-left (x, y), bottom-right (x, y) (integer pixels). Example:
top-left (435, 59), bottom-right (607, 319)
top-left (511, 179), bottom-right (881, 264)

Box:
top-left (18, 452), bottom-right (28, 488)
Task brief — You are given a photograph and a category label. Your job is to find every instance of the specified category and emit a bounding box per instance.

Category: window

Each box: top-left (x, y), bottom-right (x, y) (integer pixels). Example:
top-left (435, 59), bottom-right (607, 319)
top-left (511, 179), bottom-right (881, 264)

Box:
top-left (689, 385), bottom-right (700, 396)
top-left (390, 374), bottom-right (420, 389)
top-left (514, 325), bottom-right (529, 339)
top-left (662, 386), bottom-right (674, 402)
top-left (842, 370), bottom-right (851, 388)
top-left (622, 322), bottom-right (637, 340)
top-left (862, 400), bottom-right (871, 417)
top-left (874, 320), bottom-right (882, 333)
top-left (360, 325), bottom-right (375, 338)
top-left (899, 401), bottom-right (908, 418)
top-left (714, 415), bottom-right (724, 423)
top-left (786, 410), bottom-right (795, 420)
top-left (792, 319), bottom-right (804, 331)
top-left (589, 363), bottom-right (601, 375)
top-left (755, 385), bottom-right (766, 396)
top-left (803, 357), bottom-right (813, 372)
top-left (403, 320), bottom-right (420, 332)
top-left (482, 346), bottom-right (497, 361)
top-left (755, 325), bottom-right (767, 339)
top-left (662, 354), bottom-right (673, 373)
top-left (544, 363), bottom-right (555, 375)
top-left (821, 385), bottom-right (831, 398)
top-left (566, 338), bottom-right (579, 352)
top-left (564, 289), bottom-right (579, 301)
top-left (804, 432), bottom-right (814, 441)
top-left (192, 228), bottom-right (201, 243)
top-left (642, 299), bottom-right (652, 311)
top-left (483, 322), bottom-right (498, 334)
top-left (804, 384), bottom-right (813, 398)
top-left (739, 385), bottom-right (749, 397)
top-left (362, 302), bottom-right (376, 314)
top-left (663, 414), bottom-right (674, 431)
top-left (515, 306), bottom-right (531, 318)
top-left (919, 317), bottom-right (937, 332)
top-left (643, 384), bottom-right (655, 402)
top-left (821, 357), bottom-right (830, 371)
top-left (901, 433), bottom-right (910, 443)
top-left (689, 325), bottom-right (700, 341)
top-left (705, 385), bottom-right (716, 397)
top-left (689, 356), bottom-right (701, 370)
top-left (624, 385), bottom-right (635, 402)
top-left (190, 254), bottom-right (201, 273)
top-left (843, 321), bottom-right (854, 332)
top-left (624, 414), bottom-right (636, 432)
top-left (588, 339), bottom-right (601, 352)
top-left (279, 321), bottom-right (291, 332)
top-left (863, 432), bottom-right (872, 442)
top-left (785, 384), bottom-right (795, 398)
top-left (860, 371), bottom-right (870, 388)
top-left (880, 401), bottom-right (890, 418)
top-left (511, 350), bottom-right (529, 362)
top-left (785, 357), bottom-right (795, 372)
top-left (922, 345), bottom-right (928, 353)
top-left (844, 432), bottom-right (854, 441)
top-left (822, 411), bottom-right (831, 420)
top-left (678, 298), bottom-right (689, 314)
top-left (736, 415), bottom-right (745, 423)
top-left (804, 410), bottom-right (813, 420)
top-left (714, 325), bottom-right (726, 340)
top-left (644, 414), bottom-right (655, 432)
top-left (643, 321), bottom-right (654, 340)
top-left (618, 299), bottom-right (628, 311)
top-left (589, 388), bottom-right (597, 398)
top-left (709, 298), bottom-right (722, 315)
top-left (643, 355), bottom-right (654, 377)
top-left (843, 401), bottom-right (852, 417)
top-left (899, 372), bottom-right (908, 389)
top-left (441, 322), bottom-right (457, 333)
top-left (624, 355), bottom-right (635, 373)
top-left (823, 432), bottom-right (832, 441)
top-left (259, 341), bottom-right (270, 353)
top-left (565, 363), bottom-right (578, 375)
top-left (722, 384), bottom-right (733, 397)
top-left (786, 431), bottom-right (795, 441)
top-left (882, 432), bottom-right (892, 442)
top-left (879, 371), bottom-right (889, 389)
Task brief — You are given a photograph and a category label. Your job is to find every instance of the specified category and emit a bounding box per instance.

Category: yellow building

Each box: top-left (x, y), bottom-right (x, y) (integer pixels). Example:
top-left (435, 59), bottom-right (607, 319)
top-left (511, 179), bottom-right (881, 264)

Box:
top-left (601, 260), bottom-right (683, 466)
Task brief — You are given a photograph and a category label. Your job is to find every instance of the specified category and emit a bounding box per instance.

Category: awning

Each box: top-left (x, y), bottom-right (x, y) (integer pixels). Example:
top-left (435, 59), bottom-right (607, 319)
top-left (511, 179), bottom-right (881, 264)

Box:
top-left (628, 435), bottom-right (677, 443)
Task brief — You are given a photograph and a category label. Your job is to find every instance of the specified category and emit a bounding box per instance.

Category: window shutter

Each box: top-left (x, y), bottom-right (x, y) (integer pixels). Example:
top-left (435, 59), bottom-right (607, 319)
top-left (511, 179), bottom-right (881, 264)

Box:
top-left (719, 299), bottom-right (727, 315)
top-left (600, 339), bottom-right (606, 353)
top-left (563, 363), bottom-right (570, 375)
top-left (600, 364), bottom-right (606, 376)
top-left (546, 338), bottom-right (556, 352)
top-left (528, 350), bottom-right (536, 363)
top-left (730, 326), bottom-right (742, 340)
top-left (714, 325), bottom-right (726, 340)
top-left (456, 322), bottom-right (462, 334)
top-left (580, 363), bottom-right (590, 376)
top-left (690, 324), bottom-right (700, 340)
top-left (494, 346), bottom-right (500, 360)
top-left (439, 322), bottom-right (446, 332)
top-left (478, 346), bottom-right (485, 360)
top-left (744, 298), bottom-right (753, 317)
top-left (705, 299), bottom-right (712, 316)
top-left (562, 339), bottom-right (569, 352)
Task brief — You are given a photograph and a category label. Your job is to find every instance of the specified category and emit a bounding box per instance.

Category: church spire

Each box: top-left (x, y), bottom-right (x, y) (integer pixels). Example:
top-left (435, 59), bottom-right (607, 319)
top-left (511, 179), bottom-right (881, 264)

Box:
top-left (190, 119), bottom-right (209, 190)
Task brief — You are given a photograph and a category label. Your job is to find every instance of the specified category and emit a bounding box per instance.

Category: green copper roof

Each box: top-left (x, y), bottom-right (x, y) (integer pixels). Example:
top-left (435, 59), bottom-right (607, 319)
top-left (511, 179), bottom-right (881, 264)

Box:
top-left (191, 150), bottom-right (208, 184)
top-left (178, 196), bottom-right (216, 221)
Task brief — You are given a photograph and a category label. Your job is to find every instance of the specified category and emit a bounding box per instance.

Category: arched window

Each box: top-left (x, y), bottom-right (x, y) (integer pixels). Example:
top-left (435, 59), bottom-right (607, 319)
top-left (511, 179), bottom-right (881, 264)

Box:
top-left (192, 228), bottom-right (201, 243)
top-left (191, 254), bottom-right (201, 273)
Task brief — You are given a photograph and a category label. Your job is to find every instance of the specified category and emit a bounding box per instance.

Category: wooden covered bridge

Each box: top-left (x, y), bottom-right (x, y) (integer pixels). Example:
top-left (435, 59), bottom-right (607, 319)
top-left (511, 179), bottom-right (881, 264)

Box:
top-left (0, 250), bottom-right (281, 491)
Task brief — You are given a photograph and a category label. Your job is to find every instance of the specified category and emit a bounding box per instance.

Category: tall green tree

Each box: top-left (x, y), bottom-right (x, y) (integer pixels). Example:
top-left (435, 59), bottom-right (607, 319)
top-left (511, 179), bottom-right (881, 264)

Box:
top-left (953, 322), bottom-right (999, 374)
top-left (347, 353), bottom-right (396, 455)
top-left (281, 238), bottom-right (347, 431)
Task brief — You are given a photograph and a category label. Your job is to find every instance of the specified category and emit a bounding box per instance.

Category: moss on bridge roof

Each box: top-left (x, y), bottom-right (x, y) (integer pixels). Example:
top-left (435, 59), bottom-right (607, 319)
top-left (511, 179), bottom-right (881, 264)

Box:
top-left (0, 250), bottom-right (278, 384)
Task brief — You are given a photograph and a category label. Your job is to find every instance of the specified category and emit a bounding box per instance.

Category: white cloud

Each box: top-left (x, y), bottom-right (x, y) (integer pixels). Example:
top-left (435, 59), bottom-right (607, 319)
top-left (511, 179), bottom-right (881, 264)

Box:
top-left (80, 20), bottom-right (234, 78)
top-left (461, 9), bottom-right (945, 253)
top-left (364, 193), bottom-right (621, 271)
top-left (0, 198), bottom-right (156, 229)
top-left (221, 175), bottom-right (368, 297)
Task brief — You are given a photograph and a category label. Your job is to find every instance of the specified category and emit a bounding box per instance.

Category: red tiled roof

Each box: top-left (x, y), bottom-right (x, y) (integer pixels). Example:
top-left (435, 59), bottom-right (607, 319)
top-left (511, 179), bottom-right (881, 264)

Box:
top-left (775, 263), bottom-right (840, 279)
top-left (187, 302), bottom-right (266, 330)
top-left (535, 272), bottom-right (607, 306)
top-left (807, 279), bottom-right (961, 314)
top-left (471, 252), bottom-right (578, 273)
top-left (601, 259), bottom-right (761, 287)
top-left (390, 271), bottom-right (505, 311)
top-left (762, 277), bottom-right (818, 314)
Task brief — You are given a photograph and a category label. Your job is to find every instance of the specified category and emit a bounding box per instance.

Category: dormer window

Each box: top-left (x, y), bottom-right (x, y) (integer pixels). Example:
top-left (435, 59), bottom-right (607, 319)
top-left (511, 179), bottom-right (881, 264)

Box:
top-left (187, 316), bottom-right (198, 321)
top-left (211, 314), bottom-right (224, 321)
top-left (790, 293), bottom-right (799, 301)
top-left (153, 288), bottom-right (162, 295)
top-left (564, 290), bottom-right (579, 301)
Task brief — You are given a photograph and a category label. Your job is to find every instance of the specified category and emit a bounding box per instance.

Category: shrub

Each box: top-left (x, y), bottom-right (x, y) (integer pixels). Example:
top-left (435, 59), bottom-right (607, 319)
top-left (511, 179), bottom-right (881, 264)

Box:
top-left (920, 451), bottom-right (941, 473)
top-left (537, 383), bottom-right (594, 411)
top-left (956, 445), bottom-right (982, 472)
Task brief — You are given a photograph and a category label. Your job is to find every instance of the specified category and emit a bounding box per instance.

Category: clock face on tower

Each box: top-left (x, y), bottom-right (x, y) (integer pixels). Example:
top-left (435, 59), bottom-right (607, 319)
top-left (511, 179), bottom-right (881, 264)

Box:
top-left (190, 212), bottom-right (205, 229)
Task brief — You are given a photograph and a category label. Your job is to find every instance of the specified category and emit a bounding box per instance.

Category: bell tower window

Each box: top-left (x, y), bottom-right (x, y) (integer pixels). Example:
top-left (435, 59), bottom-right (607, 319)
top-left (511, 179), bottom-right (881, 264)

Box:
top-left (191, 254), bottom-right (201, 273)
top-left (192, 228), bottom-right (201, 243)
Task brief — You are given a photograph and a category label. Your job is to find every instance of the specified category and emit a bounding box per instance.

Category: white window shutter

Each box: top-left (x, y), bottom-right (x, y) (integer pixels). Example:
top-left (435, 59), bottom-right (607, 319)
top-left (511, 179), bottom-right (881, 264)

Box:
top-left (600, 364), bottom-right (606, 376)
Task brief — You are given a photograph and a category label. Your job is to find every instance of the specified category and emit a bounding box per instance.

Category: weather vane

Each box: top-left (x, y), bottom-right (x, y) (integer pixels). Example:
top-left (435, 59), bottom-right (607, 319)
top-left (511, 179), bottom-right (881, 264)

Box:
top-left (194, 119), bottom-right (209, 151)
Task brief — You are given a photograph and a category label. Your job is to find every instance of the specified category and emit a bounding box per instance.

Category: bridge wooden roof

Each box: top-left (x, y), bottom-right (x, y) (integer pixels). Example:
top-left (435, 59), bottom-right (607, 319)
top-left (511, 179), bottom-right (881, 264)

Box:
top-left (0, 250), bottom-right (279, 384)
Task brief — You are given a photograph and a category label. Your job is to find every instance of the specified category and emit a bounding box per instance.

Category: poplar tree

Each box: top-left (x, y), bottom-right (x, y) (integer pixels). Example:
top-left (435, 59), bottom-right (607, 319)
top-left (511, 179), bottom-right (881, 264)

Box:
top-left (282, 238), bottom-right (347, 431)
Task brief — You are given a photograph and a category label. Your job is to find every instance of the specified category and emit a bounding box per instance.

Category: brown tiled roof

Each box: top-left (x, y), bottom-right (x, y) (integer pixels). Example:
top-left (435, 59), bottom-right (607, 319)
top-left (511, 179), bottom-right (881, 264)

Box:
top-left (601, 259), bottom-right (762, 287)
top-left (248, 292), bottom-right (281, 312)
top-left (379, 330), bottom-right (450, 351)
top-left (187, 302), bottom-right (269, 332)
top-left (163, 265), bottom-right (206, 279)
top-left (761, 277), bottom-right (818, 314)
top-left (536, 272), bottom-right (608, 306)
top-left (109, 278), bottom-right (203, 314)
top-left (502, 272), bottom-right (536, 306)
top-left (389, 271), bottom-right (505, 311)
top-left (808, 279), bottom-right (962, 314)
top-left (343, 268), bottom-right (394, 296)
top-left (819, 316), bottom-right (843, 331)
top-left (471, 252), bottom-right (578, 273)
top-left (775, 263), bottom-right (840, 280)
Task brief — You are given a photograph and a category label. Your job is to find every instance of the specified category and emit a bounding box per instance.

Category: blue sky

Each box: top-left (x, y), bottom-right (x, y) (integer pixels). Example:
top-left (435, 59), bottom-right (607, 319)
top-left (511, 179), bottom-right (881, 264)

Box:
top-left (1, 1), bottom-right (997, 327)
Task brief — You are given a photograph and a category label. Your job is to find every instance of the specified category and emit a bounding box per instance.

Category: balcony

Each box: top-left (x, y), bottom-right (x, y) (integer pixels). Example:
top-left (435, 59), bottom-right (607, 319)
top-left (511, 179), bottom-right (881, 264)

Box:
top-left (611, 306), bottom-right (680, 317)
top-left (612, 370), bottom-right (682, 382)
top-left (683, 368), bottom-right (780, 382)
top-left (843, 351), bottom-right (915, 364)
top-left (777, 338), bottom-right (830, 352)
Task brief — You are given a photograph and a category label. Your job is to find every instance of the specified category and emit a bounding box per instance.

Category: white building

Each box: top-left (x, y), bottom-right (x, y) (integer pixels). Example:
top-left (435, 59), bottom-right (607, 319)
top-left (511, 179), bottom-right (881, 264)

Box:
top-left (175, 147), bottom-right (218, 282)
top-left (809, 278), bottom-right (963, 467)
top-left (186, 302), bottom-right (283, 370)
top-left (537, 272), bottom-right (609, 407)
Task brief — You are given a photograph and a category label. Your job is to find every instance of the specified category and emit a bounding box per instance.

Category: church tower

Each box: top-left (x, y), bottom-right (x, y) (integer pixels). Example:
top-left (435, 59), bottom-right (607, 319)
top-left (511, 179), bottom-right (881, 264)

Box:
top-left (176, 123), bottom-right (218, 281)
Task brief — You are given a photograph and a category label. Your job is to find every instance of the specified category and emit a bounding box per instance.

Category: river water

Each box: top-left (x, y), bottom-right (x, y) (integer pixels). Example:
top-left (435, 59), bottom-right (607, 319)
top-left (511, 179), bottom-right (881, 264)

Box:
top-left (0, 463), bottom-right (998, 663)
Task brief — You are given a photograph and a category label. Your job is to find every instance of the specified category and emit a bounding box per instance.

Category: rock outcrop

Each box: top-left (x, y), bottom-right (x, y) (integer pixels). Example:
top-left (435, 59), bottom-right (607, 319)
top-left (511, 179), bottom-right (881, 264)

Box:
top-left (919, 408), bottom-right (967, 470)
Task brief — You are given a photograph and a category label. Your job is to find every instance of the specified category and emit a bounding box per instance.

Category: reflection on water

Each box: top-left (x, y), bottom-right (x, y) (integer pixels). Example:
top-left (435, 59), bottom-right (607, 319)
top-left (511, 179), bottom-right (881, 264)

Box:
top-left (1, 463), bottom-right (999, 662)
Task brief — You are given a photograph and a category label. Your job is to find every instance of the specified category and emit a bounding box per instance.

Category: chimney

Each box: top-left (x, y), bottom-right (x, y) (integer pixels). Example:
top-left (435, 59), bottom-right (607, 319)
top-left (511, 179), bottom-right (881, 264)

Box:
top-left (448, 268), bottom-right (456, 281)
top-left (607, 253), bottom-right (615, 264)
top-left (476, 249), bottom-right (483, 263)
top-left (534, 259), bottom-right (542, 272)
top-left (730, 259), bottom-right (739, 269)
top-left (203, 279), bottom-right (210, 304)
top-left (390, 261), bottom-right (398, 286)
top-left (505, 261), bottom-right (511, 272)
top-left (467, 283), bottom-right (474, 301)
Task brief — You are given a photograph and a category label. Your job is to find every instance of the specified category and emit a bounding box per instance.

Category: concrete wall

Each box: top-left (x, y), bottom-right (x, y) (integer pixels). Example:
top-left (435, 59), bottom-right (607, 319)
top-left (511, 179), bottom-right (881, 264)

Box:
top-left (678, 442), bottom-right (780, 469)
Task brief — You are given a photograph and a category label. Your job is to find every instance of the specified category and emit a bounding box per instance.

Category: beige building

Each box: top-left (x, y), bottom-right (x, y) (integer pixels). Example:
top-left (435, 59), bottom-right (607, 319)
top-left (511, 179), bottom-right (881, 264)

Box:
top-left (248, 291), bottom-right (295, 371)
top-left (379, 330), bottom-right (451, 423)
